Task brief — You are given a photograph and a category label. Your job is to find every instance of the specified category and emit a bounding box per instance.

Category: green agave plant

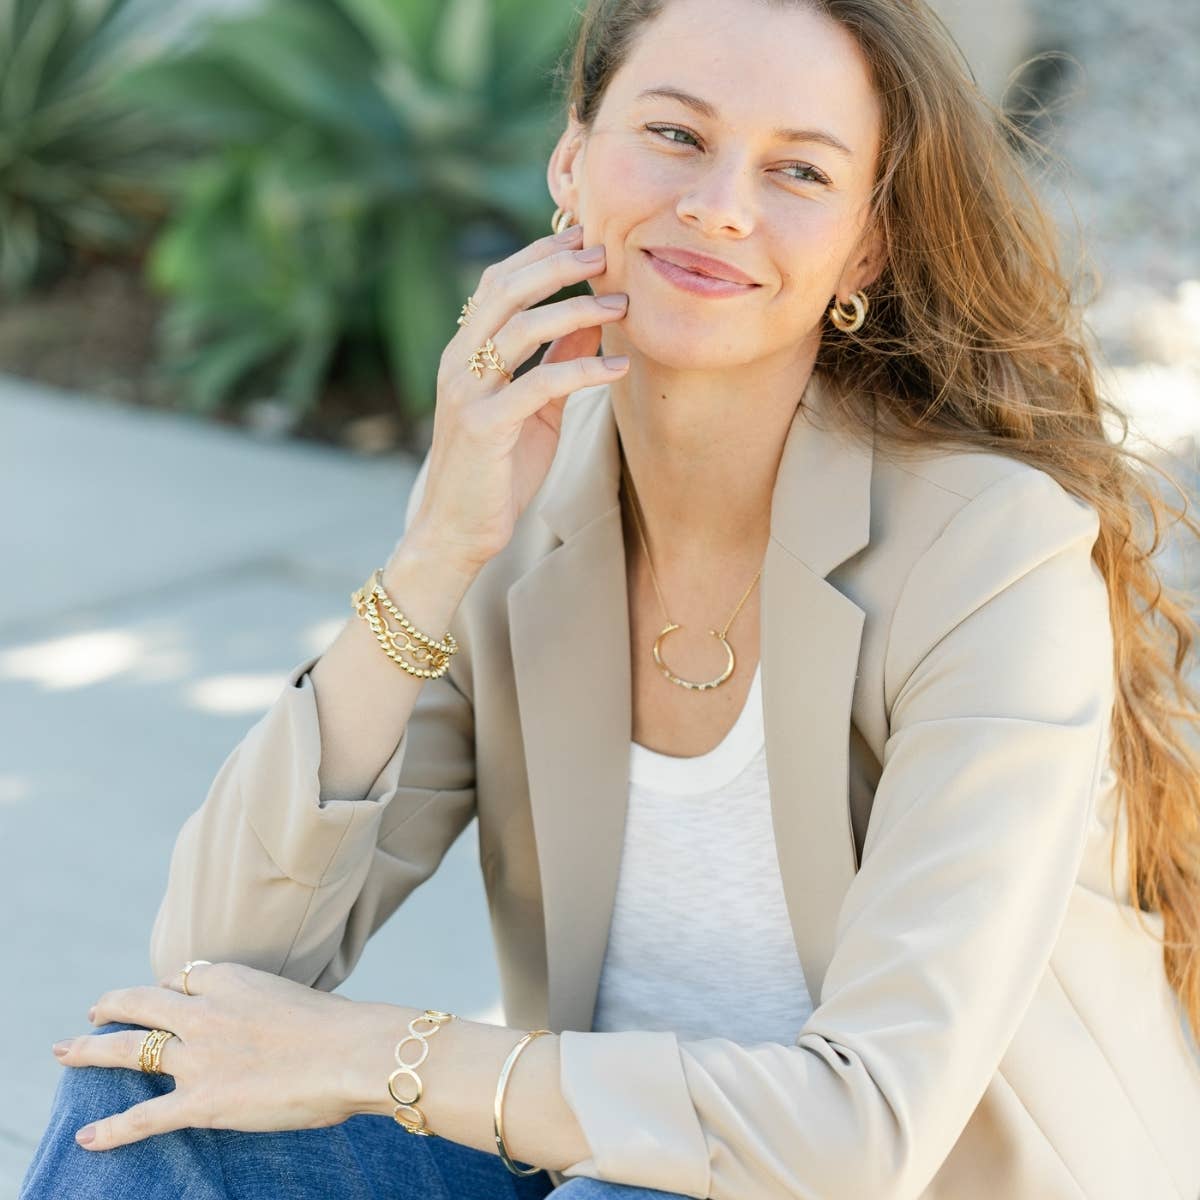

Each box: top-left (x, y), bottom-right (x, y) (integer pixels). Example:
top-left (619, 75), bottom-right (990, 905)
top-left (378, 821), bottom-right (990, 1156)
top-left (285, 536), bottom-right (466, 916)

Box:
top-left (0, 0), bottom-right (179, 294)
top-left (117, 0), bottom-right (579, 421)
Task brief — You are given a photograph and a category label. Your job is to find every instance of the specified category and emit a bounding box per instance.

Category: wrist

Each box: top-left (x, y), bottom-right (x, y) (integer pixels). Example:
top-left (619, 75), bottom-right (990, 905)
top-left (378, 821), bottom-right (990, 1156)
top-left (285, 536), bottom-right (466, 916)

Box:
top-left (390, 520), bottom-right (486, 590)
top-left (344, 1002), bottom-right (425, 1120)
top-left (378, 534), bottom-right (479, 654)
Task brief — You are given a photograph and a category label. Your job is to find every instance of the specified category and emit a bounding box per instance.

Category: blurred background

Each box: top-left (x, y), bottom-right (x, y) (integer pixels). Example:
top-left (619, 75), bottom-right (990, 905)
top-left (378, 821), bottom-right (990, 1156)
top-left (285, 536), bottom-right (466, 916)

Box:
top-left (1, 0), bottom-right (1197, 1190)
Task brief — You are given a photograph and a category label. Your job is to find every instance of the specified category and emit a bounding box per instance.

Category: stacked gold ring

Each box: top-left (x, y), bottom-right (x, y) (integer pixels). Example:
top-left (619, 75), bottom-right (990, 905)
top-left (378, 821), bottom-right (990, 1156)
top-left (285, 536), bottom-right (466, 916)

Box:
top-left (138, 1029), bottom-right (176, 1075)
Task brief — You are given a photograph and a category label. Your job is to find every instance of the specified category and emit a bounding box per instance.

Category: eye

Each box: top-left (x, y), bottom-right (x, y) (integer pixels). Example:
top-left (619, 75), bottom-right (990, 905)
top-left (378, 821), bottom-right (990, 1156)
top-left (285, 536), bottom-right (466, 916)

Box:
top-left (648, 123), bottom-right (699, 147)
top-left (643, 124), bottom-right (831, 186)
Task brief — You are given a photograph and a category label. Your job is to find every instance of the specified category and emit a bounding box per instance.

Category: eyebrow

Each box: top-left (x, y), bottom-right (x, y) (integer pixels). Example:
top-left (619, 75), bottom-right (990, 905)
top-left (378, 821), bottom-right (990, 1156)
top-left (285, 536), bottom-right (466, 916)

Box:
top-left (634, 86), bottom-right (854, 158)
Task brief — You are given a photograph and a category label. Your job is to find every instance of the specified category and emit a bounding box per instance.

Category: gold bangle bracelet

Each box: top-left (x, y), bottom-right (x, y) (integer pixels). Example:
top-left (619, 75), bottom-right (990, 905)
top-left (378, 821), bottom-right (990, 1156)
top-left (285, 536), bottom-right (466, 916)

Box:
top-left (493, 1028), bottom-right (553, 1175)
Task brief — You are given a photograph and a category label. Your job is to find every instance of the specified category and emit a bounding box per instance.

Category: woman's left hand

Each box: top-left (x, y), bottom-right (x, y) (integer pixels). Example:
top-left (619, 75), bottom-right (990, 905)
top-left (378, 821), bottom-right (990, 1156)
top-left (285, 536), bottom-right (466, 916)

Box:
top-left (53, 960), bottom-right (376, 1151)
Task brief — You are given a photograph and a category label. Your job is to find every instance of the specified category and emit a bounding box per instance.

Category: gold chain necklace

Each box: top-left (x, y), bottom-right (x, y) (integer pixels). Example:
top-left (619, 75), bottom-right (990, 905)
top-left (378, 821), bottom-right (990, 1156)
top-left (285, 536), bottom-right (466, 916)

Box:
top-left (620, 448), bottom-right (762, 692)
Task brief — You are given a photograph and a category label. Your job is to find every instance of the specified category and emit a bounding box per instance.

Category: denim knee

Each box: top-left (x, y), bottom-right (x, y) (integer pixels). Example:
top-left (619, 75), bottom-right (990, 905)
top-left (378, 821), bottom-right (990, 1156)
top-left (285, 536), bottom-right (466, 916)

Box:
top-left (20, 1021), bottom-right (226, 1199)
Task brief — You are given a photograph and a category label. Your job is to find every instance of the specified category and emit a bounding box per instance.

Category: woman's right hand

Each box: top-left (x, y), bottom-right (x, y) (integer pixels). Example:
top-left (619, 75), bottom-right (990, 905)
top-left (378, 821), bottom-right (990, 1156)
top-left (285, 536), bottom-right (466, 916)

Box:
top-left (404, 223), bottom-right (630, 573)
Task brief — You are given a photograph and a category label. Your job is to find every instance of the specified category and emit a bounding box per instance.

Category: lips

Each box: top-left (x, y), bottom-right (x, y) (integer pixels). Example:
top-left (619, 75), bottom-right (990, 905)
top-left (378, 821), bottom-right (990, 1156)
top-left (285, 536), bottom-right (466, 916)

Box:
top-left (643, 246), bottom-right (759, 286)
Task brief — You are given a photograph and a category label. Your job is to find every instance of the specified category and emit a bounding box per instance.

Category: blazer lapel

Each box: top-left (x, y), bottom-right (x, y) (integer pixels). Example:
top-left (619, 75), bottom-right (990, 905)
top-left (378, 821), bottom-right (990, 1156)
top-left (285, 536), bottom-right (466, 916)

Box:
top-left (507, 372), bottom-right (875, 1034)
top-left (761, 376), bottom-right (875, 1004)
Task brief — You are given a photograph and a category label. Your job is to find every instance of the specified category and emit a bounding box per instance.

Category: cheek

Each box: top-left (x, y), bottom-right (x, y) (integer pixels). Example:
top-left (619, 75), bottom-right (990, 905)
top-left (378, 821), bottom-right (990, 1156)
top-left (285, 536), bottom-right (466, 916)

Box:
top-left (586, 140), bottom-right (681, 212)
top-left (776, 214), bottom-right (853, 290)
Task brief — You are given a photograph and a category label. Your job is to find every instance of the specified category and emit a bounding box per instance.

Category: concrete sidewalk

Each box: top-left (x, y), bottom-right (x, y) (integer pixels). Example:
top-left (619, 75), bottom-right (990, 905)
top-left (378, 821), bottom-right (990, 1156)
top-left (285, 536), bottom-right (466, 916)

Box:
top-left (0, 377), bottom-right (504, 1195)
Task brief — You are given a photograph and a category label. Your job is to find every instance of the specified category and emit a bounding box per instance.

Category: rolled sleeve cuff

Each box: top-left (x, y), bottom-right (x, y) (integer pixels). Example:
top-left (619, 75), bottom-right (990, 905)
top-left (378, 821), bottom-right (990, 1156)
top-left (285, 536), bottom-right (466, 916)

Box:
top-left (558, 1029), bottom-right (711, 1198)
top-left (239, 653), bottom-right (410, 888)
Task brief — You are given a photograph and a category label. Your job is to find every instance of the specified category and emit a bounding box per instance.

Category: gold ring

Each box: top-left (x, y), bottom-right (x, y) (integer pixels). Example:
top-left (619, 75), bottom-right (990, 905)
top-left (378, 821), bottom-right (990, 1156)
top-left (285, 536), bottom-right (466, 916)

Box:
top-left (180, 960), bottom-right (212, 996)
top-left (138, 1028), bottom-right (177, 1075)
top-left (457, 295), bottom-right (479, 328)
top-left (466, 337), bottom-right (513, 383)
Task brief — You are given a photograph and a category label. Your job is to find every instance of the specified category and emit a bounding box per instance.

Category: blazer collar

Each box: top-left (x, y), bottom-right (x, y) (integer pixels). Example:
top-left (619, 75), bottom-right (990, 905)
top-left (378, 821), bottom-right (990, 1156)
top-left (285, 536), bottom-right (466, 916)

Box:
top-left (507, 370), bottom-right (875, 1033)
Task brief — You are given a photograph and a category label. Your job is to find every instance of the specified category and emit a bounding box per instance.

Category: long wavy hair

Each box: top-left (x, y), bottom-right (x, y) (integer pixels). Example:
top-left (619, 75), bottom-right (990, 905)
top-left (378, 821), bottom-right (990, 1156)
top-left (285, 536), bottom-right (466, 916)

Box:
top-left (553, 0), bottom-right (1200, 1043)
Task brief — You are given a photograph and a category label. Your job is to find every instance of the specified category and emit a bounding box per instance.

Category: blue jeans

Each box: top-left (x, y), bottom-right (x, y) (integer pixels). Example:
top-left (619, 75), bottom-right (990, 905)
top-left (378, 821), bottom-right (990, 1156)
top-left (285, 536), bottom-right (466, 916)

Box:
top-left (21, 1022), bottom-right (690, 1199)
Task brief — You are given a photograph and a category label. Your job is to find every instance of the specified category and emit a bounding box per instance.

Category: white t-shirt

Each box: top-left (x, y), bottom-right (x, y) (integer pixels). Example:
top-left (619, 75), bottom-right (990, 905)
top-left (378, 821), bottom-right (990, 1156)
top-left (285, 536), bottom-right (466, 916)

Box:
top-left (590, 662), bottom-right (815, 1044)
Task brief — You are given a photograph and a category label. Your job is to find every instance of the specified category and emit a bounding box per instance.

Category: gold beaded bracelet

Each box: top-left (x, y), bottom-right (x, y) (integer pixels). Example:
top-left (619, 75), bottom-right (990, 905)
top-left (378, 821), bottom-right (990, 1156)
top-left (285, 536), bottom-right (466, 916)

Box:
top-left (351, 567), bottom-right (458, 680)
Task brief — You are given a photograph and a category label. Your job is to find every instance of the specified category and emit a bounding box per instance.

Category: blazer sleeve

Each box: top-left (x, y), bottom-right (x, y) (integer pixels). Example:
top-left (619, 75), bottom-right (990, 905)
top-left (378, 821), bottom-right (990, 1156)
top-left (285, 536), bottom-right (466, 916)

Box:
top-left (556, 466), bottom-right (1115, 1200)
top-left (148, 449), bottom-right (477, 992)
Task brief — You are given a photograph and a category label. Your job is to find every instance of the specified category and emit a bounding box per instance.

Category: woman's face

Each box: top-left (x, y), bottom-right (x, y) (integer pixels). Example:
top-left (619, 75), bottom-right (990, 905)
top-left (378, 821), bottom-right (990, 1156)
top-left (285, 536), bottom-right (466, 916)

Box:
top-left (549, 0), bottom-right (884, 372)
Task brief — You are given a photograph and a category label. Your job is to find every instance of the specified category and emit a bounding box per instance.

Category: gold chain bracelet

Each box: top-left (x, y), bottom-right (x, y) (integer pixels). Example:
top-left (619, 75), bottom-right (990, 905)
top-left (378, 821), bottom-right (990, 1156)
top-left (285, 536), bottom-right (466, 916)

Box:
top-left (351, 567), bottom-right (458, 680)
top-left (388, 1009), bottom-right (458, 1135)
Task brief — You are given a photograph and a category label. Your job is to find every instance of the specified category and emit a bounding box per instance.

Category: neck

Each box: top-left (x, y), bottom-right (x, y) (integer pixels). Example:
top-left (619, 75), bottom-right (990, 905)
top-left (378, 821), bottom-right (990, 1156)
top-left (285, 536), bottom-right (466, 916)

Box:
top-left (610, 355), bottom-right (816, 570)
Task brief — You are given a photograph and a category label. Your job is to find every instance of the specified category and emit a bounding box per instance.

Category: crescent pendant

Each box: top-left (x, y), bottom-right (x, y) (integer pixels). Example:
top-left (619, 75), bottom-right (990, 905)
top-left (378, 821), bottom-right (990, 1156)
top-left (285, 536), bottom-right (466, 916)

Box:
top-left (651, 623), bottom-right (736, 691)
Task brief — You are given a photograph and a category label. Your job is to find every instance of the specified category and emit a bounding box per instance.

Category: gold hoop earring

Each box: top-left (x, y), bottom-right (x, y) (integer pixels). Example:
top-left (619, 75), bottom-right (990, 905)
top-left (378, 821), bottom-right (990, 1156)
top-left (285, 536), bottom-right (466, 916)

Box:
top-left (551, 206), bottom-right (576, 235)
top-left (828, 290), bottom-right (869, 333)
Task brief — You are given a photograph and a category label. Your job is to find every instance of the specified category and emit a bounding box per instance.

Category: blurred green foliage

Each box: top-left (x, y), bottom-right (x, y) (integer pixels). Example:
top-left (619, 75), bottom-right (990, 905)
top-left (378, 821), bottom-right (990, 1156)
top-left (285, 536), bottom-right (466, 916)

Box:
top-left (117, 0), bottom-right (579, 421)
top-left (0, 0), bottom-right (178, 294)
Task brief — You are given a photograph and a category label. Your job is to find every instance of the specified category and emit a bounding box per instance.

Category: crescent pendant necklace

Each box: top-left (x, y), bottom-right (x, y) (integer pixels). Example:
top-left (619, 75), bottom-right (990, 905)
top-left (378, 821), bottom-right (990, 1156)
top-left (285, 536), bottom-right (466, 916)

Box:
top-left (619, 445), bottom-right (762, 692)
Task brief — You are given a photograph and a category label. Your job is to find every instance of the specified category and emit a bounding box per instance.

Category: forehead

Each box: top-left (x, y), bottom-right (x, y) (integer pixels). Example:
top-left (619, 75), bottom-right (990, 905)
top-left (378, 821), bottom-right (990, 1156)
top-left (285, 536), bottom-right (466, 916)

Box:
top-left (602, 0), bottom-right (881, 161)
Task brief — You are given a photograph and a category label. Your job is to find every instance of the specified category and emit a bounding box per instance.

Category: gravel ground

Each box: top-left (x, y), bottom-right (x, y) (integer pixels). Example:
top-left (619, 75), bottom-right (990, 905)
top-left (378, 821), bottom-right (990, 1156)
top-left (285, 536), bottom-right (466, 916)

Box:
top-left (1021, 0), bottom-right (1200, 424)
top-left (1027, 0), bottom-right (1199, 298)
top-left (1015, 0), bottom-right (1200, 627)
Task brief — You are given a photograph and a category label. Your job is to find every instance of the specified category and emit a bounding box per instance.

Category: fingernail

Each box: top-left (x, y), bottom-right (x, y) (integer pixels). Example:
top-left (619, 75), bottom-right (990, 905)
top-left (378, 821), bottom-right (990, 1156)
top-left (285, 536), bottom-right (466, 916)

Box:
top-left (596, 293), bottom-right (628, 308)
top-left (555, 223), bottom-right (582, 242)
top-left (603, 355), bottom-right (630, 370)
top-left (575, 244), bottom-right (605, 261)
top-left (76, 1125), bottom-right (96, 1145)
top-left (87, 1006), bottom-right (96, 1023)
top-left (53, 1041), bottom-right (71, 1057)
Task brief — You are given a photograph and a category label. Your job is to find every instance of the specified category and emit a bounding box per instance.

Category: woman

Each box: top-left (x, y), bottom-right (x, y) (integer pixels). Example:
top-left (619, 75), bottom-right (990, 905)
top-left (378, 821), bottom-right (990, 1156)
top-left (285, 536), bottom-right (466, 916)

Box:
top-left (21, 0), bottom-right (1200, 1197)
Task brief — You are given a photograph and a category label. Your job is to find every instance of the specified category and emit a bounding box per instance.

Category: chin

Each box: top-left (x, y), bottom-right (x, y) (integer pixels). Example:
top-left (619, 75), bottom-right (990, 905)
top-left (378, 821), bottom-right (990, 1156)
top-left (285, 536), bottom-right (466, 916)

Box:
top-left (619, 312), bottom-right (758, 372)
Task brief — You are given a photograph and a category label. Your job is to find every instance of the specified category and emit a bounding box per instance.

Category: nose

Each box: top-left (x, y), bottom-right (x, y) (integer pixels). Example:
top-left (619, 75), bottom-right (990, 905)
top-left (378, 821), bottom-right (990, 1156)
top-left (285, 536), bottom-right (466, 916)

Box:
top-left (675, 155), bottom-right (756, 237)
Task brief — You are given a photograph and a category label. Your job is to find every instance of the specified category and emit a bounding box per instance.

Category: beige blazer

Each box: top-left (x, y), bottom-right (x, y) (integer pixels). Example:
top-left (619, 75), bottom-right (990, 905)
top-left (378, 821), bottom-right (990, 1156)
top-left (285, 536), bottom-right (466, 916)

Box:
top-left (151, 371), bottom-right (1200, 1200)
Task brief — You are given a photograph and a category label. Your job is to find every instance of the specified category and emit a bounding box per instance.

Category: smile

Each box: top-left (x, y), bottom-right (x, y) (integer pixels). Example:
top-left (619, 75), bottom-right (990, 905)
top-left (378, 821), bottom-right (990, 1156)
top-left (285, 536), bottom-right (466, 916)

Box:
top-left (642, 250), bottom-right (760, 298)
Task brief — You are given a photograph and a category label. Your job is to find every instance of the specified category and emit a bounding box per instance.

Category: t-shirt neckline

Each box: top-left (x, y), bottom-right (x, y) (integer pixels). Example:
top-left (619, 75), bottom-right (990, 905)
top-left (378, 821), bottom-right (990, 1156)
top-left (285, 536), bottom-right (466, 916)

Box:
top-left (629, 661), bottom-right (765, 794)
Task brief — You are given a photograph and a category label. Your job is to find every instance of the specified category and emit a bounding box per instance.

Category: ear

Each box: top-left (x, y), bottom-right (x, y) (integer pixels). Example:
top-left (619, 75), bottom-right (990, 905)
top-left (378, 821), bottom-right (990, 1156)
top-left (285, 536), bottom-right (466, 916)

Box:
top-left (838, 222), bottom-right (887, 298)
top-left (546, 104), bottom-right (588, 218)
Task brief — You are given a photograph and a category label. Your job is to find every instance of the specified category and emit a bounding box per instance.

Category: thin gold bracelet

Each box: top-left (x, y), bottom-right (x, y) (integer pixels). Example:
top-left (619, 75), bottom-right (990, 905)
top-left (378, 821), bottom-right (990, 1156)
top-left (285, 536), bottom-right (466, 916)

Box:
top-left (493, 1028), bottom-right (554, 1175)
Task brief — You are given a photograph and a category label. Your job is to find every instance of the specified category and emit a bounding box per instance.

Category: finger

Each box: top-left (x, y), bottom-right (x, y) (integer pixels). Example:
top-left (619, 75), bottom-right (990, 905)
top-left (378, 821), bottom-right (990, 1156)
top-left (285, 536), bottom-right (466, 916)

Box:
top-left (157, 959), bottom-right (216, 995)
top-left (157, 968), bottom-right (182, 992)
top-left (458, 241), bottom-right (608, 371)
top-left (475, 224), bottom-right (584, 299)
top-left (490, 353), bottom-right (631, 431)
top-left (75, 1090), bottom-right (193, 1152)
top-left (455, 226), bottom-right (582, 336)
top-left (57, 1026), bottom-right (182, 1075)
top-left (486, 291), bottom-right (626, 385)
top-left (91, 984), bottom-right (192, 1030)
top-left (541, 319), bottom-right (604, 368)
